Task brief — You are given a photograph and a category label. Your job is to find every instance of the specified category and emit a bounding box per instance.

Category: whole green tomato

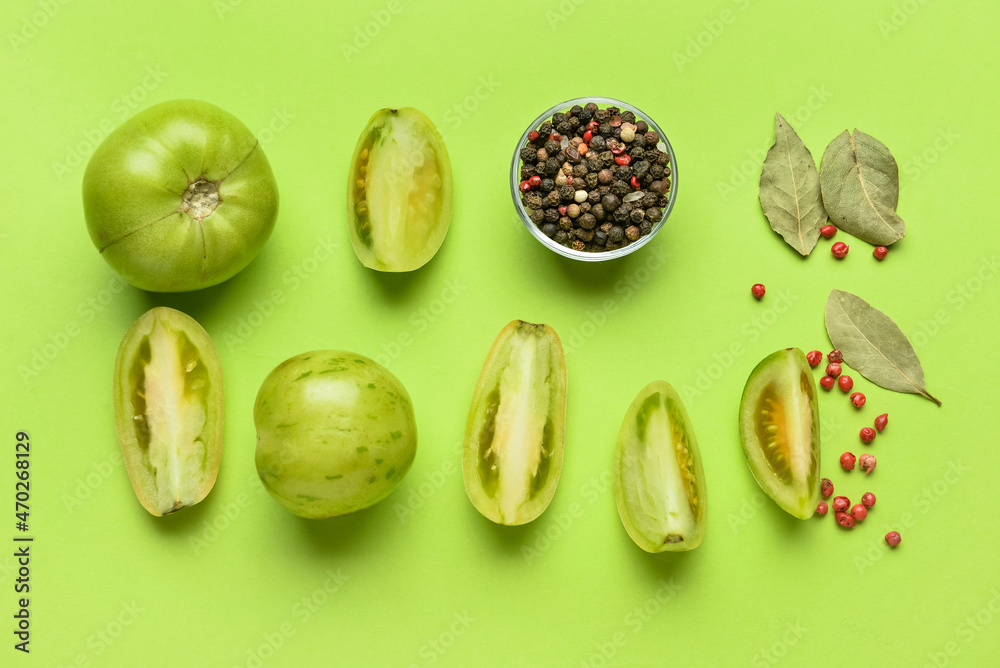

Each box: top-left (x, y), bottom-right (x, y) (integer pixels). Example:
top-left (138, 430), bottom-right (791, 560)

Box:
top-left (254, 351), bottom-right (417, 519)
top-left (83, 99), bottom-right (279, 292)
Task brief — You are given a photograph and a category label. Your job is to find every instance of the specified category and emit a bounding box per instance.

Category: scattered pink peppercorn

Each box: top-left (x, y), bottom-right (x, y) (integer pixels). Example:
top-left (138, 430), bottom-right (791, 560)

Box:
top-left (862, 492), bottom-right (876, 509)
top-left (850, 504), bottom-right (868, 522)
top-left (874, 413), bottom-right (888, 431)
top-left (519, 180), bottom-right (531, 193)
top-left (836, 512), bottom-right (855, 528)
top-left (828, 350), bottom-right (844, 363)
top-left (614, 154), bottom-right (631, 166)
top-left (816, 502), bottom-right (829, 515)
top-left (629, 175), bottom-right (640, 190)
top-left (859, 453), bottom-right (876, 475)
top-left (583, 130), bottom-right (593, 143)
top-left (826, 362), bottom-right (842, 378)
top-left (831, 242), bottom-right (849, 258)
top-left (838, 375), bottom-right (854, 392)
top-left (840, 452), bottom-right (856, 470)
top-left (860, 427), bottom-right (876, 444)
top-left (851, 392), bottom-right (866, 408)
top-left (832, 496), bottom-right (850, 513)
top-left (549, 132), bottom-right (561, 142)
top-left (820, 376), bottom-right (835, 390)
top-left (820, 224), bottom-right (837, 238)
top-left (873, 246), bottom-right (888, 260)
top-left (821, 478), bottom-right (833, 498)
top-left (806, 350), bottom-right (823, 367)
top-left (528, 175), bottom-right (541, 188)
top-left (885, 531), bottom-right (901, 547)
top-left (751, 283), bottom-right (766, 299)
top-left (587, 120), bottom-right (599, 132)
top-left (558, 205), bottom-right (568, 216)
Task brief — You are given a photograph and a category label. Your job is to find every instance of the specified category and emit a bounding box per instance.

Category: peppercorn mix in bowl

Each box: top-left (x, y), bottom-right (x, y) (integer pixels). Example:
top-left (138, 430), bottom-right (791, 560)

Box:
top-left (511, 97), bottom-right (677, 261)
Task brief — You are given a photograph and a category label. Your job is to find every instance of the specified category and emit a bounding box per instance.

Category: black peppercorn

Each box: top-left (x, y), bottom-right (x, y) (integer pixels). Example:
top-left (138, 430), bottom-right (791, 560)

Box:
top-left (525, 192), bottom-right (543, 210)
top-left (629, 208), bottom-right (645, 224)
top-left (544, 140), bottom-right (560, 155)
top-left (540, 178), bottom-right (555, 193)
top-left (578, 109), bottom-right (592, 123)
top-left (644, 131), bottom-right (658, 144)
top-left (635, 120), bottom-right (648, 134)
top-left (557, 120), bottom-right (572, 135)
top-left (602, 193), bottom-right (620, 211)
top-left (650, 180), bottom-right (668, 195)
top-left (613, 207), bottom-right (629, 224)
top-left (530, 208), bottom-right (545, 224)
top-left (576, 228), bottom-right (595, 242)
top-left (579, 201), bottom-right (591, 213)
top-left (610, 180), bottom-right (628, 198)
top-left (584, 102), bottom-right (598, 113)
top-left (650, 164), bottom-right (664, 179)
top-left (625, 225), bottom-right (640, 241)
top-left (541, 223), bottom-right (557, 237)
top-left (553, 229), bottom-right (568, 244)
top-left (544, 158), bottom-right (560, 175)
top-left (539, 122), bottom-right (553, 136)
top-left (597, 168), bottom-right (613, 185)
top-left (568, 117), bottom-right (581, 131)
top-left (572, 163), bottom-right (588, 178)
top-left (558, 185), bottom-right (575, 202)
top-left (607, 106), bottom-right (620, 117)
top-left (544, 207), bottom-right (560, 223)
top-left (632, 135), bottom-right (646, 149)
top-left (629, 147), bottom-right (645, 160)
top-left (585, 172), bottom-right (599, 189)
top-left (600, 151), bottom-right (615, 167)
top-left (589, 136), bottom-right (607, 152)
top-left (558, 216), bottom-right (572, 231)
top-left (594, 230), bottom-right (608, 245)
top-left (612, 127), bottom-right (622, 140)
top-left (579, 213), bottom-right (596, 230)
top-left (598, 122), bottom-right (612, 136)
top-left (592, 203), bottom-right (606, 220)
top-left (569, 104), bottom-right (583, 117)
top-left (646, 207), bottom-right (662, 223)
top-left (609, 226), bottom-right (624, 242)
top-left (552, 112), bottom-right (566, 124)
top-left (639, 220), bottom-right (653, 236)
top-left (587, 189), bottom-right (601, 205)
top-left (520, 166), bottom-right (531, 180)
top-left (620, 111), bottom-right (636, 124)
top-left (520, 146), bottom-right (537, 162)
top-left (641, 192), bottom-right (659, 209)
top-left (612, 165), bottom-right (632, 181)
top-left (546, 190), bottom-right (561, 207)
top-left (632, 160), bottom-right (649, 180)
top-left (656, 152), bottom-right (669, 166)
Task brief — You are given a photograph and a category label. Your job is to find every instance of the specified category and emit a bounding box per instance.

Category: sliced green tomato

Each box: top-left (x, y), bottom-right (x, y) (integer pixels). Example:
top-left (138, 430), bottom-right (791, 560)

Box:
top-left (347, 107), bottom-right (453, 272)
top-left (614, 381), bottom-right (707, 552)
top-left (463, 321), bottom-right (566, 525)
top-left (113, 307), bottom-right (223, 516)
top-left (739, 348), bottom-right (820, 519)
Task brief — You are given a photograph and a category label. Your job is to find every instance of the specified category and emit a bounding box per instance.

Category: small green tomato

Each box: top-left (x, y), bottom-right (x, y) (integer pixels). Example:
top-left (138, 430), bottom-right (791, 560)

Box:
top-left (83, 99), bottom-right (279, 292)
top-left (254, 351), bottom-right (417, 519)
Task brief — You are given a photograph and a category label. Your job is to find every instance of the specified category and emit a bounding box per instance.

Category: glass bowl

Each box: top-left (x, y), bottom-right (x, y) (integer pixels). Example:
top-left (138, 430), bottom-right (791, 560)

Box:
top-left (510, 96), bottom-right (678, 262)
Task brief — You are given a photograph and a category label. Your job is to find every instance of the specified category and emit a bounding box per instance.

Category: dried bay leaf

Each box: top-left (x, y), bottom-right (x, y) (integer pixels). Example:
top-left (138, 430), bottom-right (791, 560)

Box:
top-left (825, 289), bottom-right (941, 406)
top-left (759, 113), bottom-right (826, 255)
top-left (820, 129), bottom-right (906, 246)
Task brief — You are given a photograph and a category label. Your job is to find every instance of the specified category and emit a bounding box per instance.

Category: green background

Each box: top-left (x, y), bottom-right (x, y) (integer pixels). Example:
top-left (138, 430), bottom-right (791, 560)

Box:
top-left (2, 0), bottom-right (998, 665)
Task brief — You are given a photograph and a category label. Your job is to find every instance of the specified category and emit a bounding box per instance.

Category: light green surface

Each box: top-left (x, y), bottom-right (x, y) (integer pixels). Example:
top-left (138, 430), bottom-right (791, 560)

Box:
top-left (2, 1), bottom-right (998, 665)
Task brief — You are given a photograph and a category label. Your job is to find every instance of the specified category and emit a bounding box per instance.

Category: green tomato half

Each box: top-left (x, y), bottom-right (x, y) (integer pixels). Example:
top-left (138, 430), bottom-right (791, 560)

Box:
top-left (347, 108), bottom-right (453, 272)
top-left (83, 99), bottom-right (279, 292)
top-left (254, 351), bottom-right (417, 519)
